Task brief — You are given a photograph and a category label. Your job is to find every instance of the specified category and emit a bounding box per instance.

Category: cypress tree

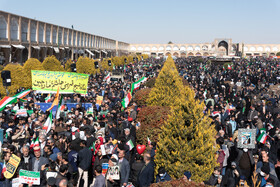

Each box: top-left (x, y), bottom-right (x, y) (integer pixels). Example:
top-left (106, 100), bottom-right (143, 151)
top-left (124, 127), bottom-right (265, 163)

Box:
top-left (155, 86), bottom-right (218, 182)
top-left (147, 56), bottom-right (184, 107)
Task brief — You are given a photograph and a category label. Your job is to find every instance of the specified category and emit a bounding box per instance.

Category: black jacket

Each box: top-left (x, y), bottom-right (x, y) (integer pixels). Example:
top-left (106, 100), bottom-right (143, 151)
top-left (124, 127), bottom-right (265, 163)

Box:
top-left (130, 161), bottom-right (145, 186)
top-left (78, 147), bottom-right (92, 171)
top-left (137, 161), bottom-right (154, 187)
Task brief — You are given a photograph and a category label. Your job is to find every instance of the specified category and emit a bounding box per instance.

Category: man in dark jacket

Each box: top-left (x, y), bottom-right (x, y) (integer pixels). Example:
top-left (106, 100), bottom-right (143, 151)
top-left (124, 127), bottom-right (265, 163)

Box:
top-left (130, 154), bottom-right (145, 186)
top-left (77, 140), bottom-right (92, 187)
top-left (118, 149), bottom-right (130, 186)
top-left (137, 153), bottom-right (154, 187)
top-left (55, 164), bottom-right (68, 186)
top-left (20, 145), bottom-right (33, 171)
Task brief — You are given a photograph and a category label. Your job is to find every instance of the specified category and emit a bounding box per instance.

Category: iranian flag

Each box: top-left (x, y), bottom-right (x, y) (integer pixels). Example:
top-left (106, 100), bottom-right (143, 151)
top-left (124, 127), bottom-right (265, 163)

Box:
top-left (34, 137), bottom-right (40, 147)
top-left (45, 94), bottom-right (52, 103)
top-left (126, 139), bottom-right (134, 150)
top-left (43, 112), bottom-right (53, 134)
top-left (14, 89), bottom-right (31, 99)
top-left (0, 96), bottom-right (17, 111)
top-left (30, 138), bottom-right (35, 149)
top-left (30, 137), bottom-right (39, 149)
top-left (56, 96), bottom-right (65, 119)
top-left (228, 64), bottom-right (232, 70)
top-left (1, 162), bottom-right (6, 177)
top-left (90, 141), bottom-right (96, 152)
top-left (104, 73), bottom-right (111, 83)
top-left (131, 77), bottom-right (148, 93)
top-left (121, 92), bottom-right (132, 108)
top-left (268, 123), bottom-right (274, 130)
top-left (257, 131), bottom-right (267, 144)
top-left (147, 137), bottom-right (151, 146)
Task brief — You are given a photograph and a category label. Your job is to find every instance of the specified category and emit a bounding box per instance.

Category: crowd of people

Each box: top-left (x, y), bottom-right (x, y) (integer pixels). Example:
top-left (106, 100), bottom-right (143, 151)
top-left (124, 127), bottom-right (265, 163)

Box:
top-left (177, 56), bottom-right (280, 186)
top-left (0, 56), bottom-right (280, 187)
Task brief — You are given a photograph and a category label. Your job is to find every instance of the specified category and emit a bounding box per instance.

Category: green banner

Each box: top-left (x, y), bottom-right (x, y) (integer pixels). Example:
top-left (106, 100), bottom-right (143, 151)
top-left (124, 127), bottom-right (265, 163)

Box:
top-left (19, 169), bottom-right (40, 185)
top-left (31, 70), bottom-right (89, 94)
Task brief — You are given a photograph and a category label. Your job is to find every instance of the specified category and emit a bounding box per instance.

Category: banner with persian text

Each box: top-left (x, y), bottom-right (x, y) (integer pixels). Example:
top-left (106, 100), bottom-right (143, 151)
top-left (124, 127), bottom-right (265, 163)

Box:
top-left (31, 70), bottom-right (89, 94)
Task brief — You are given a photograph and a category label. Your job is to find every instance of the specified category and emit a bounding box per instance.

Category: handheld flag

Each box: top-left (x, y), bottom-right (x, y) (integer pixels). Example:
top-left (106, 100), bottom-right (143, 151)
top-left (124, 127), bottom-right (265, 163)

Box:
top-left (121, 92), bottom-right (132, 108)
top-left (257, 131), bottom-right (267, 144)
top-left (56, 96), bottom-right (65, 119)
top-left (43, 112), bottom-right (53, 134)
top-left (131, 77), bottom-right (148, 93)
top-left (126, 139), bottom-right (134, 150)
top-left (147, 137), bottom-right (151, 146)
top-left (45, 94), bottom-right (52, 103)
top-left (47, 87), bottom-right (59, 111)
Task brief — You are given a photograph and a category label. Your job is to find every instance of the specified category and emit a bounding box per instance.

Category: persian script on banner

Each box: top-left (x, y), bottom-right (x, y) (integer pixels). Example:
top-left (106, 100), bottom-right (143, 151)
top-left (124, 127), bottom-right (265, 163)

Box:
top-left (19, 169), bottom-right (40, 185)
top-left (31, 70), bottom-right (89, 94)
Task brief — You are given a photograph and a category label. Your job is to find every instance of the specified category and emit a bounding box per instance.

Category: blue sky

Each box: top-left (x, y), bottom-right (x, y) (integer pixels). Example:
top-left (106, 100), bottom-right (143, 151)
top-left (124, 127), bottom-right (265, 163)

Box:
top-left (1, 0), bottom-right (280, 44)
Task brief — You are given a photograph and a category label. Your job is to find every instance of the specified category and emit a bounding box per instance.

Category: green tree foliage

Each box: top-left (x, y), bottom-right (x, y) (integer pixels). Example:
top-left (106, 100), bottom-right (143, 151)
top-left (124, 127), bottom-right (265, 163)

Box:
top-left (3, 64), bottom-right (28, 95)
top-left (64, 59), bottom-right (73, 72)
top-left (76, 56), bottom-right (96, 74)
top-left (155, 86), bottom-right (218, 182)
top-left (276, 52), bottom-right (280, 56)
top-left (23, 58), bottom-right (44, 88)
top-left (101, 58), bottom-right (113, 72)
top-left (42, 56), bottom-right (64, 71)
top-left (150, 178), bottom-right (206, 187)
top-left (147, 57), bottom-right (184, 107)
top-left (112, 56), bottom-right (122, 67)
top-left (128, 55), bottom-right (134, 63)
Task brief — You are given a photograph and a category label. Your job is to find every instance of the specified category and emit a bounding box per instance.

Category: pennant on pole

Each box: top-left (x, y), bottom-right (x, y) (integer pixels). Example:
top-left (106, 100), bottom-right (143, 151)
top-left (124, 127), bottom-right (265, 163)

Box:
top-left (47, 87), bottom-right (59, 111)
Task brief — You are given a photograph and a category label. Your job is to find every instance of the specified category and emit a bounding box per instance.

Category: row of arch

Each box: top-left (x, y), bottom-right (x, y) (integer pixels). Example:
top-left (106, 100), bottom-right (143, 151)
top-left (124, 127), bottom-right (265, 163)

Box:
top-left (0, 15), bottom-right (121, 50)
top-left (131, 45), bottom-right (280, 53)
top-left (244, 46), bottom-right (278, 52)
top-left (131, 45), bottom-right (212, 52)
top-left (153, 52), bottom-right (210, 57)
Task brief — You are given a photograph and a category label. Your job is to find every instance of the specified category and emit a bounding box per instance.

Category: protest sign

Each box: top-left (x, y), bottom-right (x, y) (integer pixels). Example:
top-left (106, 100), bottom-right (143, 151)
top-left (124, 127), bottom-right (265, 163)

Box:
top-left (12, 178), bottom-right (20, 187)
top-left (237, 129), bottom-right (256, 149)
top-left (31, 70), bottom-right (89, 94)
top-left (102, 163), bottom-right (109, 177)
top-left (106, 166), bottom-right (120, 180)
top-left (19, 169), bottom-right (40, 185)
top-left (96, 95), bottom-right (103, 105)
top-left (15, 109), bottom-right (28, 117)
top-left (4, 154), bottom-right (21, 179)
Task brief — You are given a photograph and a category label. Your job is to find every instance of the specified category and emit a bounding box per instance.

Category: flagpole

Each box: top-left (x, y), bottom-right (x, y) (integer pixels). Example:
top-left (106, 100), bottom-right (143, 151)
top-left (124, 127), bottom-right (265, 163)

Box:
top-left (54, 94), bottom-right (61, 121)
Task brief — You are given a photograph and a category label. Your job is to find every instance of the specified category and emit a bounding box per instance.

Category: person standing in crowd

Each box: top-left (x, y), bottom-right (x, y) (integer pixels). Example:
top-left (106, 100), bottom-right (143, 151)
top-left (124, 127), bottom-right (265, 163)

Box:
top-left (32, 146), bottom-right (49, 172)
top-left (118, 149), bottom-right (130, 186)
top-left (77, 140), bottom-right (92, 187)
top-left (91, 165), bottom-right (105, 187)
top-left (137, 153), bottom-right (154, 187)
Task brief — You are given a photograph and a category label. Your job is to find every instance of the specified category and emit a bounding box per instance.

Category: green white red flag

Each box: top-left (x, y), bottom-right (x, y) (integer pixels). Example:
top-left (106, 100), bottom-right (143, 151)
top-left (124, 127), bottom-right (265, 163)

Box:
top-left (43, 112), bottom-right (53, 134)
top-left (14, 89), bottom-right (31, 99)
top-left (257, 131), bottom-right (267, 144)
top-left (56, 96), bottom-right (65, 119)
top-left (131, 77), bottom-right (148, 93)
top-left (121, 92), bottom-right (132, 108)
top-left (126, 139), bottom-right (134, 150)
top-left (30, 137), bottom-right (39, 149)
top-left (45, 94), bottom-right (51, 103)
top-left (0, 96), bottom-right (17, 111)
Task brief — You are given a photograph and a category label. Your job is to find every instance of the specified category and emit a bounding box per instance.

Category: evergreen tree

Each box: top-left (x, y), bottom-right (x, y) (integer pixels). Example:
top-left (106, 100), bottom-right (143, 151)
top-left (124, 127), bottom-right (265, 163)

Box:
top-left (42, 56), bottom-right (64, 71)
top-left (147, 56), bottom-right (184, 107)
top-left (155, 86), bottom-right (218, 182)
top-left (23, 58), bottom-right (44, 88)
top-left (64, 59), bottom-right (73, 72)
